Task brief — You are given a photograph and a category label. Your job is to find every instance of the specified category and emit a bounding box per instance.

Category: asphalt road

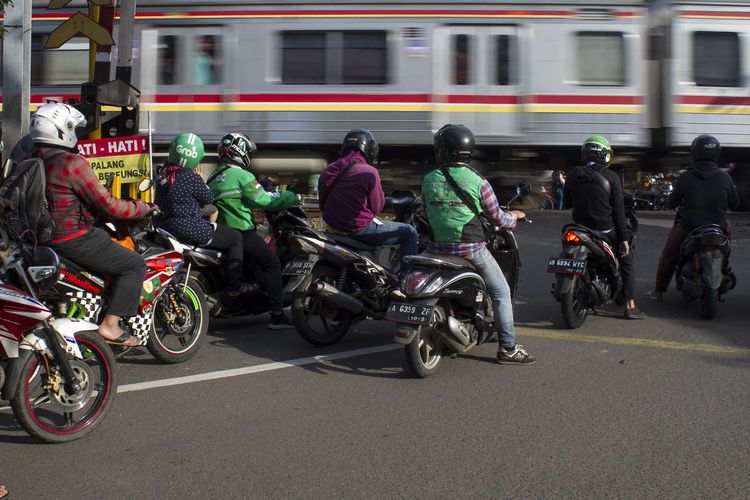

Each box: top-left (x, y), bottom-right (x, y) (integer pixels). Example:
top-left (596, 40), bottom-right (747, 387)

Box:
top-left (1, 211), bottom-right (749, 499)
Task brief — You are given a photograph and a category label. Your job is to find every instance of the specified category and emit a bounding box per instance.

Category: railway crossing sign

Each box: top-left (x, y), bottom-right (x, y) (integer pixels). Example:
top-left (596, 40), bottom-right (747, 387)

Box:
top-left (44, 0), bottom-right (115, 49)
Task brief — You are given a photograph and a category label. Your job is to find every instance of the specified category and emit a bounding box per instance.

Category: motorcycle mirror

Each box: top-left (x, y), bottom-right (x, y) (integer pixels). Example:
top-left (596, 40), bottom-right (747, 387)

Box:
top-left (138, 178), bottom-right (154, 193)
top-left (515, 183), bottom-right (531, 196)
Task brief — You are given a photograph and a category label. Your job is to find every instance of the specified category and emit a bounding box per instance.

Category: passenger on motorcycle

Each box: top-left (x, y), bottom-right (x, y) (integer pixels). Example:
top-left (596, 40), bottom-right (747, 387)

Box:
top-left (31, 103), bottom-right (152, 347)
top-left (154, 132), bottom-right (254, 298)
top-left (423, 124), bottom-right (535, 365)
top-left (207, 132), bottom-right (299, 329)
top-left (319, 129), bottom-right (418, 272)
top-left (564, 135), bottom-right (645, 319)
top-left (647, 135), bottom-right (739, 301)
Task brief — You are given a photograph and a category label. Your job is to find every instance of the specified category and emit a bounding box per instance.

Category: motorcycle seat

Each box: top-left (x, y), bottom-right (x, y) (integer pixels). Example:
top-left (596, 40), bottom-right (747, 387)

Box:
top-left (186, 247), bottom-right (224, 260)
top-left (404, 254), bottom-right (476, 271)
top-left (324, 233), bottom-right (377, 252)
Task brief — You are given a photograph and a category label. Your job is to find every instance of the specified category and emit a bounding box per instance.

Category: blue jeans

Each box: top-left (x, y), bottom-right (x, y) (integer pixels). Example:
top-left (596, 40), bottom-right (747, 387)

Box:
top-left (351, 220), bottom-right (419, 270)
top-left (468, 246), bottom-right (516, 348)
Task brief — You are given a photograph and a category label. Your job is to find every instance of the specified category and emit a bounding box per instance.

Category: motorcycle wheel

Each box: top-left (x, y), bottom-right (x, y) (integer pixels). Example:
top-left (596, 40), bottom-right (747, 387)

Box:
top-left (701, 288), bottom-right (719, 320)
top-left (405, 326), bottom-right (443, 378)
top-left (539, 198), bottom-right (555, 210)
top-left (561, 276), bottom-right (588, 329)
top-left (292, 263), bottom-right (353, 346)
top-left (147, 277), bottom-right (208, 364)
top-left (11, 331), bottom-right (116, 443)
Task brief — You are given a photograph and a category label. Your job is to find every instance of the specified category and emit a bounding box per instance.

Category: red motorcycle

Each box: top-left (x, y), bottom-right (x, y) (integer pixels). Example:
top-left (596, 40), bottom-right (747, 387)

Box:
top-left (0, 223), bottom-right (116, 443)
top-left (41, 221), bottom-right (209, 364)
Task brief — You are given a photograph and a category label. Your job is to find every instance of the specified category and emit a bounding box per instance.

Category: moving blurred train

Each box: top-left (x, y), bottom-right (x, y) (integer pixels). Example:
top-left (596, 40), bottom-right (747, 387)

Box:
top-left (3, 0), bottom-right (750, 199)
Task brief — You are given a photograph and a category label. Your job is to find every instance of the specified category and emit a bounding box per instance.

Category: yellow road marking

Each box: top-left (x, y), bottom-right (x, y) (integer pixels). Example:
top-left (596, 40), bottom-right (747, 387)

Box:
top-left (519, 328), bottom-right (750, 355)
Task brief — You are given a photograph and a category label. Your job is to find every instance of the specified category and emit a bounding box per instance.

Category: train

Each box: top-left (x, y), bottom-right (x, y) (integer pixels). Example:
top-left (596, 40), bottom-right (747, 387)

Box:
top-left (4, 1), bottom-right (750, 203)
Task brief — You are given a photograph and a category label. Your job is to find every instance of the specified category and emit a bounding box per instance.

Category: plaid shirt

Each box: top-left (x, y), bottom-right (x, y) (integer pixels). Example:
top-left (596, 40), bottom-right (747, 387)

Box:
top-left (41, 148), bottom-right (151, 243)
top-left (426, 179), bottom-right (516, 258)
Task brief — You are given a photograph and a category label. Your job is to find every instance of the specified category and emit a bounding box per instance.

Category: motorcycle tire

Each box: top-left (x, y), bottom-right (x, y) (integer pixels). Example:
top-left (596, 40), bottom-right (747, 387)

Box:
top-left (147, 276), bottom-right (208, 364)
top-left (701, 288), bottom-right (719, 320)
top-left (539, 198), bottom-right (555, 210)
top-left (405, 326), bottom-right (443, 378)
top-left (561, 276), bottom-right (588, 329)
top-left (292, 263), bottom-right (353, 346)
top-left (11, 331), bottom-right (116, 443)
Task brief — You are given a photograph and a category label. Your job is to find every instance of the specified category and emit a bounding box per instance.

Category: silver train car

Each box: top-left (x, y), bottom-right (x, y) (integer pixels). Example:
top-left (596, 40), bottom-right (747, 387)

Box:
top-left (5, 1), bottom-right (750, 177)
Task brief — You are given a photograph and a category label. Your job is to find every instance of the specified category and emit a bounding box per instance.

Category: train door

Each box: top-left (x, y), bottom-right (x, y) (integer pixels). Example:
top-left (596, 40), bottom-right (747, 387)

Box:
top-left (432, 26), bottom-right (522, 138)
top-left (140, 27), bottom-right (227, 142)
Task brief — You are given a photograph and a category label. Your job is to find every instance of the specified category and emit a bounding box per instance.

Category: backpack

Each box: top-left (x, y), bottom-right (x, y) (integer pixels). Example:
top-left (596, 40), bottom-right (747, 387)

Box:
top-left (0, 150), bottom-right (62, 246)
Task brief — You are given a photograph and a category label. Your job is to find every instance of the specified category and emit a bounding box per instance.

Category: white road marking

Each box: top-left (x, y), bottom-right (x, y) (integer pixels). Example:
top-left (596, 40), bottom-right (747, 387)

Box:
top-left (117, 344), bottom-right (402, 394)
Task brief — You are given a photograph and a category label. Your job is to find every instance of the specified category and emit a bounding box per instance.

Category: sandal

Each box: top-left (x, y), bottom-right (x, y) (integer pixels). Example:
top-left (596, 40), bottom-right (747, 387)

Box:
top-left (103, 331), bottom-right (140, 347)
top-left (0, 484), bottom-right (9, 500)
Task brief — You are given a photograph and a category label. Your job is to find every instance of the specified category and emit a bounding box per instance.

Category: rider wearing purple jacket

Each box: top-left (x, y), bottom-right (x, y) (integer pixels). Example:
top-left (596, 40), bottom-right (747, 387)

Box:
top-left (319, 129), bottom-right (417, 267)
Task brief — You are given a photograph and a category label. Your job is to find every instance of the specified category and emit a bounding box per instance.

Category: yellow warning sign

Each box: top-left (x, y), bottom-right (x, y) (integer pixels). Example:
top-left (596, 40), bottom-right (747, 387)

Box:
top-left (45, 11), bottom-right (115, 49)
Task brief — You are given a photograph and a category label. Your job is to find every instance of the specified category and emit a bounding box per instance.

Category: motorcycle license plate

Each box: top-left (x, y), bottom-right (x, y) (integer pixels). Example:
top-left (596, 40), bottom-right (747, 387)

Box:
top-left (547, 257), bottom-right (586, 275)
top-left (283, 260), bottom-right (314, 276)
top-left (386, 302), bottom-right (434, 325)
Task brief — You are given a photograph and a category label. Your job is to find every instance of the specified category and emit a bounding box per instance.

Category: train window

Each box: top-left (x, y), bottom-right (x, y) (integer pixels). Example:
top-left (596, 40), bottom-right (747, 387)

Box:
top-left (193, 35), bottom-right (222, 85)
top-left (158, 35), bottom-right (180, 85)
top-left (693, 32), bottom-right (741, 87)
top-left (30, 35), bottom-right (88, 85)
top-left (453, 34), bottom-right (472, 85)
top-left (342, 31), bottom-right (388, 84)
top-left (575, 32), bottom-right (625, 85)
top-left (494, 35), bottom-right (515, 86)
top-left (281, 31), bottom-right (327, 84)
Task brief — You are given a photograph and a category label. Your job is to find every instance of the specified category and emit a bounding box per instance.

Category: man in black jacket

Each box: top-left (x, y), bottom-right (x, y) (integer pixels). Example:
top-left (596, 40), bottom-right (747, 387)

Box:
top-left (648, 135), bottom-right (739, 300)
top-left (564, 135), bottom-right (645, 319)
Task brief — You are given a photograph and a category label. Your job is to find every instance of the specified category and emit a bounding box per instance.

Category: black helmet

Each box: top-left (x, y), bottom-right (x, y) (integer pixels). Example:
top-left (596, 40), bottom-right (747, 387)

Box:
top-left (691, 134), bottom-right (720, 162)
top-left (218, 132), bottom-right (257, 170)
top-left (342, 129), bottom-right (379, 164)
top-left (434, 124), bottom-right (475, 165)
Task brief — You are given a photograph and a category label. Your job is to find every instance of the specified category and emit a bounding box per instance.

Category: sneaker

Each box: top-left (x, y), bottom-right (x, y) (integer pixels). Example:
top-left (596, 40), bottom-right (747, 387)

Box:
top-left (624, 306), bottom-right (647, 320)
top-left (496, 344), bottom-right (536, 365)
top-left (645, 290), bottom-right (663, 302)
top-left (269, 313), bottom-right (295, 330)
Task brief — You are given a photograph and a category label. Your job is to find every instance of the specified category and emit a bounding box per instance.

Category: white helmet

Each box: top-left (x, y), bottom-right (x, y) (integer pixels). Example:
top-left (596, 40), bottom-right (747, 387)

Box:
top-left (29, 103), bottom-right (86, 149)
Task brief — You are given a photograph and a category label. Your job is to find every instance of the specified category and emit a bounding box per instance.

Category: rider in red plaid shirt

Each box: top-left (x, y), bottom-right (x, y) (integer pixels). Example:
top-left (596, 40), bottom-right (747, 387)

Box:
top-left (30, 103), bottom-right (151, 347)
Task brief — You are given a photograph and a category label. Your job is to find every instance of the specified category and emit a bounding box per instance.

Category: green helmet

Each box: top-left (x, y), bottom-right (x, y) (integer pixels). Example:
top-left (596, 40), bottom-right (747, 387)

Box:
top-left (582, 135), bottom-right (613, 167)
top-left (168, 132), bottom-right (205, 170)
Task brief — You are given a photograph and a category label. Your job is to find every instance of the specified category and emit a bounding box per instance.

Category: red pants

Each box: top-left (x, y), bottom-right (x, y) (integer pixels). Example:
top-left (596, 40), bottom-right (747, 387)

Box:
top-left (654, 221), bottom-right (732, 293)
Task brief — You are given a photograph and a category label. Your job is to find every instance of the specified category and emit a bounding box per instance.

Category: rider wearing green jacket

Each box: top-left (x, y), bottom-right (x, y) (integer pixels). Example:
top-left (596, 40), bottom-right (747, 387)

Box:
top-left (208, 132), bottom-right (299, 329)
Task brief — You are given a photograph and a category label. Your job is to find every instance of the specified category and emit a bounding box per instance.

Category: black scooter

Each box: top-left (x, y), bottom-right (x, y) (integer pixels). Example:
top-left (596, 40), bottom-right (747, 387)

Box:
top-left (286, 191), bottom-right (427, 346)
top-left (146, 206), bottom-right (313, 318)
top-left (675, 224), bottom-right (735, 319)
top-left (386, 223), bottom-right (523, 378)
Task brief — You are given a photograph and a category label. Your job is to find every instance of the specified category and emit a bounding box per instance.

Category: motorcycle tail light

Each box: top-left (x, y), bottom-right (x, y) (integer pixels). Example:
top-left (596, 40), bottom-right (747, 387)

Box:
top-left (563, 231), bottom-right (582, 244)
top-left (403, 271), bottom-right (430, 295)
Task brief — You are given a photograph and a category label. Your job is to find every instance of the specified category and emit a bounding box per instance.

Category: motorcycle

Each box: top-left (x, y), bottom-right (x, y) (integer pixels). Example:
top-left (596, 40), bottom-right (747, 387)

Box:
top-left (41, 205), bottom-right (209, 364)
top-left (675, 224), bottom-right (735, 319)
top-left (387, 220), bottom-right (524, 377)
top-left (0, 220), bottom-right (116, 442)
top-left (146, 205), bottom-right (314, 319)
top-left (287, 191), bottom-right (428, 346)
top-left (548, 195), bottom-right (638, 328)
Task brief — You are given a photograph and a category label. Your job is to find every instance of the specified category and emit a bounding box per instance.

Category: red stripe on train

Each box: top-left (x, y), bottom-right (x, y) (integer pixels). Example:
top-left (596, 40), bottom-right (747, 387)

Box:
top-left (678, 96), bottom-right (750, 106)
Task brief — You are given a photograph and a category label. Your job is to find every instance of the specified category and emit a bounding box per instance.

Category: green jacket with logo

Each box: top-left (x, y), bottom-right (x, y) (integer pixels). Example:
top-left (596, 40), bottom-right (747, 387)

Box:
top-left (422, 165), bottom-right (485, 243)
top-left (207, 164), bottom-right (298, 231)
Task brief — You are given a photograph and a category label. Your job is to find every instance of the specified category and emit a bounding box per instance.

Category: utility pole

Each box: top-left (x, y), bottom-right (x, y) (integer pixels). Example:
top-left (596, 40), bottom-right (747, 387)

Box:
top-left (1, 0), bottom-right (32, 165)
top-left (115, 0), bottom-right (136, 84)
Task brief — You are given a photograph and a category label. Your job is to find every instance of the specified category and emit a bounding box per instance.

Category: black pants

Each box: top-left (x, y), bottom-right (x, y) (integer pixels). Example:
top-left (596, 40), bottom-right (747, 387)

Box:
top-left (53, 227), bottom-right (146, 317)
top-left (205, 224), bottom-right (244, 291)
top-left (602, 234), bottom-right (635, 301)
top-left (241, 230), bottom-right (283, 314)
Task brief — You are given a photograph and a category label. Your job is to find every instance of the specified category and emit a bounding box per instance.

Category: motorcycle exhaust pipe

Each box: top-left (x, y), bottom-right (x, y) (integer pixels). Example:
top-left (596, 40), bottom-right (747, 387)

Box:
top-left (313, 282), bottom-right (364, 314)
top-left (433, 329), bottom-right (476, 353)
